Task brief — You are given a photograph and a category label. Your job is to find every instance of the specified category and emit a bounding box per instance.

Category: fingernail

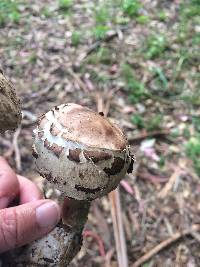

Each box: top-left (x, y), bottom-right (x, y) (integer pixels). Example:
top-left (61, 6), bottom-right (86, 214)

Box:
top-left (0, 197), bottom-right (10, 209)
top-left (36, 201), bottom-right (60, 228)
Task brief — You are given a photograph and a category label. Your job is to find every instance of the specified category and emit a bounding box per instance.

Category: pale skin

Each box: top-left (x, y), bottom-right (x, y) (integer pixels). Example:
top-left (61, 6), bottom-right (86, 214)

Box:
top-left (0, 156), bottom-right (61, 253)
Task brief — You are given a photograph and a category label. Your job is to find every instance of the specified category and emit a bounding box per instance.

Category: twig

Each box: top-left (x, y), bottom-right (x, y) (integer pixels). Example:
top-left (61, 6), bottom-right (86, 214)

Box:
top-left (137, 171), bottom-right (168, 184)
top-left (67, 68), bottom-right (88, 93)
top-left (109, 189), bottom-right (129, 267)
top-left (30, 81), bottom-right (57, 99)
top-left (128, 129), bottom-right (170, 143)
top-left (12, 127), bottom-right (21, 172)
top-left (104, 249), bottom-right (114, 267)
top-left (131, 224), bottom-right (200, 267)
top-left (157, 167), bottom-right (182, 199)
top-left (96, 92), bottom-right (104, 114)
top-left (83, 230), bottom-right (106, 257)
top-left (79, 26), bottom-right (129, 61)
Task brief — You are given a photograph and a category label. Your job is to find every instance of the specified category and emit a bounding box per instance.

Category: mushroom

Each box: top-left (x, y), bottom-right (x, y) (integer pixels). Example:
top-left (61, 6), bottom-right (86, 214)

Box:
top-left (2, 103), bottom-right (134, 266)
top-left (33, 103), bottom-right (133, 201)
top-left (0, 72), bottom-right (21, 132)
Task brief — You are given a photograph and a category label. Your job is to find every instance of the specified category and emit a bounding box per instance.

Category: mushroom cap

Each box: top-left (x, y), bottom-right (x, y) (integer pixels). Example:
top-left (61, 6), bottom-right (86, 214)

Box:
top-left (0, 73), bottom-right (21, 132)
top-left (33, 103), bottom-right (134, 200)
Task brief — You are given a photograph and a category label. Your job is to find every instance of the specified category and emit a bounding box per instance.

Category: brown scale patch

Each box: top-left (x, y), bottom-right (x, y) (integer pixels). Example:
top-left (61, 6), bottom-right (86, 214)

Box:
top-left (50, 124), bottom-right (60, 136)
top-left (68, 149), bottom-right (81, 162)
top-left (38, 131), bottom-right (44, 138)
top-left (44, 139), bottom-right (63, 158)
top-left (104, 157), bottom-right (125, 176)
top-left (99, 112), bottom-right (104, 116)
top-left (32, 146), bottom-right (38, 159)
top-left (83, 150), bottom-right (112, 163)
top-left (38, 114), bottom-right (47, 126)
top-left (44, 139), bottom-right (51, 149)
top-left (75, 184), bottom-right (101, 194)
top-left (67, 149), bottom-right (112, 163)
top-left (38, 171), bottom-right (53, 183)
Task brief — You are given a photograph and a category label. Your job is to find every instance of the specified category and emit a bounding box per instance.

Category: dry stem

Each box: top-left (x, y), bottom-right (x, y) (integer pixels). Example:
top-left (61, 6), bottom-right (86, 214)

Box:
top-left (131, 224), bottom-right (200, 267)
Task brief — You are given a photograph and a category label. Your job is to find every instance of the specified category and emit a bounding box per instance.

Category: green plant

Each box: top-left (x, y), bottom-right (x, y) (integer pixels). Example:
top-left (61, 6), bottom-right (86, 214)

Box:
top-left (71, 31), bottom-right (81, 46)
top-left (41, 7), bottom-right (52, 18)
top-left (92, 25), bottom-right (110, 39)
top-left (181, 0), bottom-right (200, 19)
top-left (95, 5), bottom-right (109, 24)
top-left (58, 0), bottom-right (73, 10)
top-left (186, 136), bottom-right (200, 176)
top-left (131, 114), bottom-right (145, 129)
top-left (136, 15), bottom-right (149, 24)
top-left (158, 155), bottom-right (165, 167)
top-left (157, 10), bottom-right (167, 21)
top-left (178, 0), bottom-right (200, 42)
top-left (28, 52), bottom-right (37, 64)
top-left (122, 63), bottom-right (147, 103)
top-left (0, 0), bottom-right (21, 26)
top-left (192, 116), bottom-right (200, 132)
top-left (182, 91), bottom-right (200, 106)
top-left (145, 35), bottom-right (167, 59)
top-left (151, 66), bottom-right (168, 89)
top-left (146, 114), bottom-right (163, 131)
top-left (122, 0), bottom-right (141, 17)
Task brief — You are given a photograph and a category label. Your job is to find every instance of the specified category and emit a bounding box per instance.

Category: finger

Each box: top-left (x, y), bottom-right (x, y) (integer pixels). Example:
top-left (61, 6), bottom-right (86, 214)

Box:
top-left (0, 199), bottom-right (61, 253)
top-left (0, 157), bottom-right (19, 209)
top-left (17, 175), bottom-right (43, 204)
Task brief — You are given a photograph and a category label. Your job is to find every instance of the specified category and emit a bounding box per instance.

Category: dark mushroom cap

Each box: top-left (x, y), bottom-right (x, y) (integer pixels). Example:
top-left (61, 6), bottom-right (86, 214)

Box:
top-left (33, 103), bottom-right (134, 200)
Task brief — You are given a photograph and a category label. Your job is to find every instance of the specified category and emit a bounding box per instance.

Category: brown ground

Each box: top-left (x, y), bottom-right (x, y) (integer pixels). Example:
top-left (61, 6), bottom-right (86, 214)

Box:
top-left (0, 0), bottom-right (200, 266)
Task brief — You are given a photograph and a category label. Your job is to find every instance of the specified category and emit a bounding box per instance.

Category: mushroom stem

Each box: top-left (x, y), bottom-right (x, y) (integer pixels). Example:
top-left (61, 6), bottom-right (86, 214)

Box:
top-left (1, 197), bottom-right (91, 267)
top-left (62, 197), bottom-right (91, 231)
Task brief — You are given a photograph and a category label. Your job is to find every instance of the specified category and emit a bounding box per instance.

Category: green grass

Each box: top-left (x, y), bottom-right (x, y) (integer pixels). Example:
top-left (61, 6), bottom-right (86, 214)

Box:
top-left (150, 66), bottom-right (168, 90)
top-left (41, 7), bottom-right (52, 18)
top-left (71, 31), bottom-right (81, 46)
top-left (58, 0), bottom-right (73, 11)
top-left (177, 0), bottom-right (200, 42)
top-left (121, 0), bottom-right (141, 17)
top-left (144, 34), bottom-right (167, 59)
top-left (95, 5), bottom-right (110, 24)
top-left (92, 25), bottom-right (110, 39)
top-left (186, 136), bottom-right (200, 176)
top-left (136, 15), bottom-right (149, 24)
top-left (192, 116), bottom-right (200, 132)
top-left (122, 63), bottom-right (148, 103)
top-left (28, 52), bottom-right (37, 64)
top-left (131, 114), bottom-right (163, 131)
top-left (92, 3), bottom-right (111, 40)
top-left (0, 0), bottom-right (21, 26)
top-left (131, 114), bottom-right (145, 129)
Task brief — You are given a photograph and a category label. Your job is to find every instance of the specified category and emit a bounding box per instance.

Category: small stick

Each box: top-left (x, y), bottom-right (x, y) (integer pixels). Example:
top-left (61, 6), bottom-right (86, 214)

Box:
top-left (157, 167), bottom-right (182, 199)
top-left (131, 224), bottom-right (200, 267)
top-left (109, 189), bottom-right (129, 267)
top-left (67, 68), bottom-right (88, 93)
top-left (128, 129), bottom-right (170, 143)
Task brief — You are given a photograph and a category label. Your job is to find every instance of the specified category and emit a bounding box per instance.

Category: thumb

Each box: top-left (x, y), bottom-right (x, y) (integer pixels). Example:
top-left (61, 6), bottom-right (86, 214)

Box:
top-left (0, 199), bottom-right (60, 253)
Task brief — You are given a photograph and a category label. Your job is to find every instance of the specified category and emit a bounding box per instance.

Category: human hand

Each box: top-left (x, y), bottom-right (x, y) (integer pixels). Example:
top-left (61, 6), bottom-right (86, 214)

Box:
top-left (0, 156), bottom-right (61, 253)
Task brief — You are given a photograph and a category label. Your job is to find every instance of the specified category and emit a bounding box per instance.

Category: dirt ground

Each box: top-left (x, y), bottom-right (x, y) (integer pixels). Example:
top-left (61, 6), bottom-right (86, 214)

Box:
top-left (0, 0), bottom-right (200, 266)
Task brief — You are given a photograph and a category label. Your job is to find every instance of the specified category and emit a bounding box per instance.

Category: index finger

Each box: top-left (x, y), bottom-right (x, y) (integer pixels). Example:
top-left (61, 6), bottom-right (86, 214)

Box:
top-left (0, 157), bottom-right (20, 208)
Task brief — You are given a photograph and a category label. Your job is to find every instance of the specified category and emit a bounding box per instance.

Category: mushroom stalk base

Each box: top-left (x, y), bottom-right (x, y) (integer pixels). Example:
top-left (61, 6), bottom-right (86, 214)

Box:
top-left (1, 199), bottom-right (91, 267)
